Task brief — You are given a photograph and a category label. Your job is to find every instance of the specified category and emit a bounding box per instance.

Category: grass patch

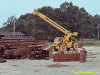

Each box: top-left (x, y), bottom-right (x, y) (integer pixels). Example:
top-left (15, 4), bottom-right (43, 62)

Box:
top-left (78, 40), bottom-right (100, 46)
top-left (47, 40), bottom-right (100, 46)
top-left (46, 42), bottom-right (53, 46)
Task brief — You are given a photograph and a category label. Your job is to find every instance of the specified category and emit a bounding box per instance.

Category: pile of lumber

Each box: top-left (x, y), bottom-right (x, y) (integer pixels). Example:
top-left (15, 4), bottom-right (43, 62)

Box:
top-left (29, 46), bottom-right (49, 60)
top-left (53, 51), bottom-right (80, 62)
top-left (0, 44), bottom-right (30, 59)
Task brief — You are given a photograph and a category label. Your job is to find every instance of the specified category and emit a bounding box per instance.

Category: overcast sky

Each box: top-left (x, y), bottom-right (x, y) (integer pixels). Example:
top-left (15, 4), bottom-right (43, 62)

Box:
top-left (0, 0), bottom-right (100, 27)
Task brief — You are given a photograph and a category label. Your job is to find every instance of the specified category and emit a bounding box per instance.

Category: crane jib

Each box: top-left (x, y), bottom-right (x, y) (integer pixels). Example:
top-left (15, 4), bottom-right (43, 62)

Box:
top-left (45, 17), bottom-right (66, 32)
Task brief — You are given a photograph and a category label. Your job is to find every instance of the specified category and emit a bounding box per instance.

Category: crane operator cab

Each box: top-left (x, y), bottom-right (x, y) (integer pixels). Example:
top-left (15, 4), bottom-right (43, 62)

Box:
top-left (52, 37), bottom-right (63, 51)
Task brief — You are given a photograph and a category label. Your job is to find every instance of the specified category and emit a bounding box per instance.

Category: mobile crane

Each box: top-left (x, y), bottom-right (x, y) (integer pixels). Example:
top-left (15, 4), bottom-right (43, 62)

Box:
top-left (33, 9), bottom-right (78, 51)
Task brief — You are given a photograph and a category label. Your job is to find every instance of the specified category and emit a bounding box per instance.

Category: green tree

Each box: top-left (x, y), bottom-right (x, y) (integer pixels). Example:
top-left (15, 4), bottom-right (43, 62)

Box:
top-left (2, 16), bottom-right (17, 31)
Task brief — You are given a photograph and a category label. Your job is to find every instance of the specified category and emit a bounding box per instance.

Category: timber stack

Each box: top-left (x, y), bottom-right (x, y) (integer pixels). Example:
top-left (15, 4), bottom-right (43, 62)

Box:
top-left (29, 45), bottom-right (49, 60)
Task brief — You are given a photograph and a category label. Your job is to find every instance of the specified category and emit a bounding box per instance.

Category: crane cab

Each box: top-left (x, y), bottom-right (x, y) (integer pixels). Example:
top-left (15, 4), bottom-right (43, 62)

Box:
top-left (52, 37), bottom-right (63, 51)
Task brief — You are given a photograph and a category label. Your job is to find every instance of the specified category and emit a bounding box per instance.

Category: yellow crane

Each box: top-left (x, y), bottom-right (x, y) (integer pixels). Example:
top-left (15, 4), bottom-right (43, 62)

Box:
top-left (33, 9), bottom-right (78, 51)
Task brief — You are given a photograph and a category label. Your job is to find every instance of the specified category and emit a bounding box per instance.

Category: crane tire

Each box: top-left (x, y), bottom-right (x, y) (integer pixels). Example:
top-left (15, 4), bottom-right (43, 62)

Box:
top-left (73, 43), bottom-right (78, 51)
top-left (58, 43), bottom-right (67, 52)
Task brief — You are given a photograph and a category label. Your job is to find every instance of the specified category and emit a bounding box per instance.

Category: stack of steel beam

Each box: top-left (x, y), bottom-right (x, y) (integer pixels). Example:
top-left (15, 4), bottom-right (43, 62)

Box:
top-left (0, 44), bottom-right (30, 59)
top-left (29, 46), bottom-right (49, 60)
top-left (53, 51), bottom-right (80, 62)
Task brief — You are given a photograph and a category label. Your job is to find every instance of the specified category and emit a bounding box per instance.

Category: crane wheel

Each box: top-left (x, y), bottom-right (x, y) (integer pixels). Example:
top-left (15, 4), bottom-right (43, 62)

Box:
top-left (73, 43), bottom-right (78, 51)
top-left (58, 43), bottom-right (67, 52)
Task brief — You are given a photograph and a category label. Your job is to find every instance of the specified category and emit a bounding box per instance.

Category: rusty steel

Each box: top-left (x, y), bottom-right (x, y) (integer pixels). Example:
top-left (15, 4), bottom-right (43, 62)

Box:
top-left (53, 51), bottom-right (80, 62)
top-left (29, 45), bottom-right (49, 60)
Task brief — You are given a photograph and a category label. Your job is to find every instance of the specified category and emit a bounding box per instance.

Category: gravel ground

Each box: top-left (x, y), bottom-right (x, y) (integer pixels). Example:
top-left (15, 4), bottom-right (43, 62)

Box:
top-left (0, 46), bottom-right (100, 75)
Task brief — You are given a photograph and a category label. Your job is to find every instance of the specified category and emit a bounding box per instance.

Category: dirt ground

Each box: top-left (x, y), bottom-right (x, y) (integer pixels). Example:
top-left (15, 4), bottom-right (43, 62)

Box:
top-left (0, 46), bottom-right (100, 75)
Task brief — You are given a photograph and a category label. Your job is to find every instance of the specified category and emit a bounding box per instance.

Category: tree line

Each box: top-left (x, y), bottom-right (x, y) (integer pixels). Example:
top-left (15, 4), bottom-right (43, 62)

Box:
top-left (1, 2), bottom-right (100, 41)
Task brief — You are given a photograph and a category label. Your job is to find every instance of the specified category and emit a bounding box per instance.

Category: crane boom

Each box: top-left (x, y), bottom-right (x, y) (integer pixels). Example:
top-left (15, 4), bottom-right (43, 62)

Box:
top-left (33, 9), bottom-right (70, 35)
